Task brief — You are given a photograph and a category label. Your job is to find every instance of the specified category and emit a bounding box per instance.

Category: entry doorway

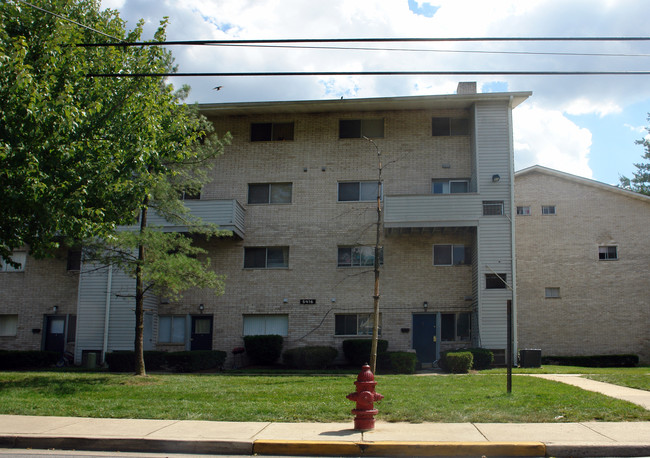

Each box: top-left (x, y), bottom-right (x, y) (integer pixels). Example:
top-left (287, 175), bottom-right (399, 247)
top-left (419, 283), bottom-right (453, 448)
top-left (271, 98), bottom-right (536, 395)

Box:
top-left (44, 316), bottom-right (66, 353)
top-left (412, 313), bottom-right (439, 364)
top-left (190, 315), bottom-right (213, 350)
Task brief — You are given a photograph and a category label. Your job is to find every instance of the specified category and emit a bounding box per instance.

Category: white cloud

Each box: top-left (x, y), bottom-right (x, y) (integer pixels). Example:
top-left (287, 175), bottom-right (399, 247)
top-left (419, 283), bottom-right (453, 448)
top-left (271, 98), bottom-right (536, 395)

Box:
top-left (624, 123), bottom-right (647, 134)
top-left (514, 104), bottom-right (593, 178)
top-left (564, 98), bottom-right (622, 117)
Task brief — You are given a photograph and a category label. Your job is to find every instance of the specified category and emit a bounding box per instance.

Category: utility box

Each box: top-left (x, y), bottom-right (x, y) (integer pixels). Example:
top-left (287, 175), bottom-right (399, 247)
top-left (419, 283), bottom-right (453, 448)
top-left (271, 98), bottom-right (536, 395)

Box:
top-left (519, 349), bottom-right (542, 368)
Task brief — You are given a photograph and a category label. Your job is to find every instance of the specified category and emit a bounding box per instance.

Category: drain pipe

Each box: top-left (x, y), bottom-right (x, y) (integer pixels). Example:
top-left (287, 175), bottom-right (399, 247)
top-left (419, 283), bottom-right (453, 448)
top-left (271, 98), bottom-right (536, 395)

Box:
top-left (102, 264), bottom-right (113, 363)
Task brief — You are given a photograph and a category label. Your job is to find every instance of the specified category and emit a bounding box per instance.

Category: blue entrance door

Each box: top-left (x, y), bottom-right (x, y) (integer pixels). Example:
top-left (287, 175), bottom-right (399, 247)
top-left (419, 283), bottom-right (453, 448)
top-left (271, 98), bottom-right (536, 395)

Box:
top-left (413, 314), bottom-right (437, 363)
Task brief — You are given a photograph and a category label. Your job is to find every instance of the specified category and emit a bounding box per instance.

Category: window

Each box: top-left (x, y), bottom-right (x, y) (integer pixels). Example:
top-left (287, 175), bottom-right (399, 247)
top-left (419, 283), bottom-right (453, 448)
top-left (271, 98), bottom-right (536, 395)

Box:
top-left (432, 117), bottom-right (469, 136)
top-left (244, 247), bottom-right (289, 268)
top-left (248, 183), bottom-right (292, 204)
top-left (339, 119), bottom-right (384, 138)
top-left (599, 246), bottom-right (618, 260)
top-left (432, 179), bottom-right (470, 194)
top-left (545, 287), bottom-right (560, 298)
top-left (67, 249), bottom-right (81, 272)
top-left (335, 313), bottom-right (381, 336)
top-left (338, 181), bottom-right (382, 202)
top-left (433, 245), bottom-right (471, 266)
top-left (486, 273), bottom-right (507, 289)
top-left (243, 314), bottom-right (288, 336)
top-left (482, 201), bottom-right (504, 216)
top-left (338, 246), bottom-right (383, 267)
top-left (179, 189), bottom-right (201, 200)
top-left (251, 122), bottom-right (294, 141)
top-left (541, 205), bottom-right (556, 215)
top-left (0, 315), bottom-right (18, 337)
top-left (0, 252), bottom-right (26, 272)
top-left (158, 316), bottom-right (186, 343)
top-left (441, 312), bottom-right (471, 341)
top-left (516, 206), bottom-right (531, 216)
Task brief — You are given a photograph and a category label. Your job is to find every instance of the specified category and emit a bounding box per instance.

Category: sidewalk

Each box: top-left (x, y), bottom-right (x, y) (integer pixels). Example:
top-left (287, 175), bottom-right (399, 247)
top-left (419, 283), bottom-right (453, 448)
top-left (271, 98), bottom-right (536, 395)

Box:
top-left (0, 415), bottom-right (649, 457)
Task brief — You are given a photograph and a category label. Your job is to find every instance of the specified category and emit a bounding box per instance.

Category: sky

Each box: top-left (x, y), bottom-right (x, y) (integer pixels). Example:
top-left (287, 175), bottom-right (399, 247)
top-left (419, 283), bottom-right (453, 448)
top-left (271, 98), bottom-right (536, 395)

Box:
top-left (100, 0), bottom-right (650, 185)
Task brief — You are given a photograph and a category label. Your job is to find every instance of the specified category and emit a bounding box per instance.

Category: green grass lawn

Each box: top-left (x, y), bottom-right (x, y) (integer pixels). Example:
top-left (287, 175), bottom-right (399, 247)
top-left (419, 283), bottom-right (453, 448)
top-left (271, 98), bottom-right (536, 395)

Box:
top-left (0, 370), bottom-right (648, 423)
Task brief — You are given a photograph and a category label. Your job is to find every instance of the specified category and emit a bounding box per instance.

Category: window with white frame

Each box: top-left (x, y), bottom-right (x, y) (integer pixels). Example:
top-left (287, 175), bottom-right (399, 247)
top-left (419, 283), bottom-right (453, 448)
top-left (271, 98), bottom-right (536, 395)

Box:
top-left (545, 287), bottom-right (560, 298)
top-left (482, 201), bottom-right (504, 216)
top-left (158, 316), bottom-right (186, 343)
top-left (0, 315), bottom-right (18, 337)
top-left (337, 246), bottom-right (383, 267)
top-left (243, 314), bottom-right (288, 336)
top-left (541, 205), bottom-right (556, 215)
top-left (433, 245), bottom-right (471, 266)
top-left (244, 247), bottom-right (289, 269)
top-left (432, 179), bottom-right (470, 194)
top-left (338, 181), bottom-right (382, 202)
top-left (441, 312), bottom-right (471, 341)
top-left (598, 246), bottom-right (618, 260)
top-left (248, 183), bottom-right (292, 204)
top-left (0, 252), bottom-right (26, 272)
top-left (251, 122), bottom-right (294, 141)
top-left (432, 117), bottom-right (469, 136)
top-left (334, 313), bottom-right (381, 336)
top-left (516, 206), bottom-right (531, 216)
top-left (339, 119), bottom-right (384, 138)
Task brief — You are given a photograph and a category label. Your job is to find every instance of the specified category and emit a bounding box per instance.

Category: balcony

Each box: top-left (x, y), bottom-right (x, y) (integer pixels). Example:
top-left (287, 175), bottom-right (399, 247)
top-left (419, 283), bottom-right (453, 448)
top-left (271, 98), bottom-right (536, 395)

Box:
top-left (122, 199), bottom-right (246, 238)
top-left (383, 194), bottom-right (481, 233)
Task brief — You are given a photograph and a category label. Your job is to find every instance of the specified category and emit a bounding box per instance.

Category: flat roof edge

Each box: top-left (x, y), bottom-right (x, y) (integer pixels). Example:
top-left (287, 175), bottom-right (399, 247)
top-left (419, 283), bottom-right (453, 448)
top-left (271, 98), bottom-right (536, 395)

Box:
top-left (198, 92), bottom-right (532, 115)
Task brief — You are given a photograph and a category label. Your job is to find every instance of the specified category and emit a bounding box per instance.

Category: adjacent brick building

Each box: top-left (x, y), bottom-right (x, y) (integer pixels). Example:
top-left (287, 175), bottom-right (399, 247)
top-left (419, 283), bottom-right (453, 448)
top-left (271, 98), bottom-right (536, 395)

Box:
top-left (515, 165), bottom-right (650, 363)
top-left (4, 84), bottom-right (532, 366)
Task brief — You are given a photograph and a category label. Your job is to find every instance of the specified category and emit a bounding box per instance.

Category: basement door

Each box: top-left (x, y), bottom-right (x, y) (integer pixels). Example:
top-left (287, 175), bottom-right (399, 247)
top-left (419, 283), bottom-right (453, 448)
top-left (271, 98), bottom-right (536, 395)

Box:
top-left (190, 315), bottom-right (213, 351)
top-left (412, 313), bottom-right (437, 364)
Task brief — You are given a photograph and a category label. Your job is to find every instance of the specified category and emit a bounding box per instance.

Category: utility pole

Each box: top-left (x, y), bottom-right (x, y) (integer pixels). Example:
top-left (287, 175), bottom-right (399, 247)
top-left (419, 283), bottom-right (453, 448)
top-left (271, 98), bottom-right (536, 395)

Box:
top-left (365, 137), bottom-right (382, 374)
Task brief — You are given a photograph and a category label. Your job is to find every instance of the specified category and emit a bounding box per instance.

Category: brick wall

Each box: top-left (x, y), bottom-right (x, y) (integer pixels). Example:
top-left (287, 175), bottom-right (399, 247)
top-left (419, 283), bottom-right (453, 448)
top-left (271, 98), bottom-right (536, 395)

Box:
top-left (515, 170), bottom-right (650, 363)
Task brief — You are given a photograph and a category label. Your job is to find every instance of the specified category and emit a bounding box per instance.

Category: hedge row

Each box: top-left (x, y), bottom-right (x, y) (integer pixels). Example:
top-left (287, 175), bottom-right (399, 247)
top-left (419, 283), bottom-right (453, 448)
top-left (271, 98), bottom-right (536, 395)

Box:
top-left (542, 354), bottom-right (638, 368)
top-left (439, 348), bottom-right (494, 372)
top-left (342, 339), bottom-right (389, 366)
top-left (0, 350), bottom-right (60, 369)
top-left (105, 350), bottom-right (226, 372)
top-left (243, 335), bottom-right (284, 365)
top-left (282, 346), bottom-right (338, 369)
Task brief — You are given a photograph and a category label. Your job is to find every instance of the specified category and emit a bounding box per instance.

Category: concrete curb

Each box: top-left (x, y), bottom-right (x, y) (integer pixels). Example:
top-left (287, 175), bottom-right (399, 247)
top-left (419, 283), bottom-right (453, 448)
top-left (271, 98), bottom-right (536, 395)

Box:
top-left (253, 439), bottom-right (547, 456)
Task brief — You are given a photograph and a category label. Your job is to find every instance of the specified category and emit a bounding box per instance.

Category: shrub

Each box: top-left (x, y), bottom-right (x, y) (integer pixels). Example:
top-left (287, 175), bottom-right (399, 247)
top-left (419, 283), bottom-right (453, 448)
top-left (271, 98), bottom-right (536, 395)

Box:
top-left (444, 351), bottom-right (473, 373)
top-left (105, 350), bottom-right (226, 372)
top-left (165, 350), bottom-right (226, 372)
top-left (342, 339), bottom-right (388, 367)
top-left (282, 346), bottom-right (338, 369)
top-left (0, 350), bottom-right (60, 369)
top-left (384, 351), bottom-right (417, 374)
top-left (243, 335), bottom-right (284, 365)
top-left (467, 348), bottom-right (494, 370)
top-left (542, 354), bottom-right (638, 368)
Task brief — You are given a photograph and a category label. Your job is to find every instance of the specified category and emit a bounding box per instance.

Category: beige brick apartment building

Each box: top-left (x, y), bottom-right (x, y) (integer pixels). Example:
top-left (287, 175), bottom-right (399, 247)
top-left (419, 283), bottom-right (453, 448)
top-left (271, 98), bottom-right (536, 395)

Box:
top-left (515, 165), bottom-right (650, 364)
top-left (2, 84), bottom-right (529, 366)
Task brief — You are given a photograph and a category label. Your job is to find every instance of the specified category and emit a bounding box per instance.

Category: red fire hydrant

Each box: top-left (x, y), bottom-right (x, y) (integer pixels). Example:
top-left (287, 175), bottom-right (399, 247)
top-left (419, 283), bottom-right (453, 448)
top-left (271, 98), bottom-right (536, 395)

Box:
top-left (346, 364), bottom-right (384, 430)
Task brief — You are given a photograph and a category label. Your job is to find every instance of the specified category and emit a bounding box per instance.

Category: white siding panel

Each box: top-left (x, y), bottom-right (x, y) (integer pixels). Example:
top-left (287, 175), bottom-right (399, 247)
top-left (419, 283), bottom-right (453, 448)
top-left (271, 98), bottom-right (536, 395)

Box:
top-left (75, 263), bottom-right (109, 362)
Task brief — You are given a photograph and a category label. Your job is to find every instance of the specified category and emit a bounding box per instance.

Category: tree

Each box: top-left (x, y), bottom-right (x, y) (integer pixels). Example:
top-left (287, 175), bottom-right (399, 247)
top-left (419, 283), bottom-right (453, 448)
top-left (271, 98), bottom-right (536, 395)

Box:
top-left (619, 114), bottom-right (650, 196)
top-left (1, 0), bottom-right (230, 375)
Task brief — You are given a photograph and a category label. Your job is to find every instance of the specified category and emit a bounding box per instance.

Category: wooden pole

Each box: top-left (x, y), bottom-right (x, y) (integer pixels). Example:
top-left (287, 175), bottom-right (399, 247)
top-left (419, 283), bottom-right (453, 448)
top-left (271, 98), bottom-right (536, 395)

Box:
top-left (507, 299), bottom-right (512, 393)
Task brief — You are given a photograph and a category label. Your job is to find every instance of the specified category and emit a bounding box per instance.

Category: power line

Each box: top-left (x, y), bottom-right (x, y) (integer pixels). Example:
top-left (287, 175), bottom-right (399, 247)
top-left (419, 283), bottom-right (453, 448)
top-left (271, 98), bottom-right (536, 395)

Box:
top-left (14, 0), bottom-right (123, 42)
top-left (88, 70), bottom-right (650, 78)
top-left (77, 36), bottom-right (650, 48)
top-left (209, 43), bottom-right (650, 59)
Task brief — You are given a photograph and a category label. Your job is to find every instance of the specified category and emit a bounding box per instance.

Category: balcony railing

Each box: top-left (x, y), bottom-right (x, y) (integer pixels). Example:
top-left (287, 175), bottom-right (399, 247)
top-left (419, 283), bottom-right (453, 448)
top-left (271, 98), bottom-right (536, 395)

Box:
top-left (121, 199), bottom-right (246, 238)
top-left (384, 193), bottom-right (481, 229)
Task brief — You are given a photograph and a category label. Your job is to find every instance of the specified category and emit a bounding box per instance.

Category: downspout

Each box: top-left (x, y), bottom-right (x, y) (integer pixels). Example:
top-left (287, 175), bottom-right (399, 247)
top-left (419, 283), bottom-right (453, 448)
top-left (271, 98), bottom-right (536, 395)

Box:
top-left (508, 96), bottom-right (518, 362)
top-left (102, 264), bottom-right (113, 363)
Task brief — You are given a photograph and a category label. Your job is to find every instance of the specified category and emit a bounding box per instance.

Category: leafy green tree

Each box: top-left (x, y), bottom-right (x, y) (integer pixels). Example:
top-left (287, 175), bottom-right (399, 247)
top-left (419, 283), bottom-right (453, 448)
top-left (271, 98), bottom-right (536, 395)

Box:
top-left (1, 0), bottom-right (230, 375)
top-left (619, 115), bottom-right (650, 196)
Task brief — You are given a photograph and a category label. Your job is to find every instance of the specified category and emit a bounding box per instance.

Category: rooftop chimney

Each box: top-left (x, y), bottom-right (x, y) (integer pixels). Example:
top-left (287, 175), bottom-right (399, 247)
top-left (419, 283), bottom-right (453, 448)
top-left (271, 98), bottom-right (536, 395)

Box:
top-left (456, 82), bottom-right (477, 95)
